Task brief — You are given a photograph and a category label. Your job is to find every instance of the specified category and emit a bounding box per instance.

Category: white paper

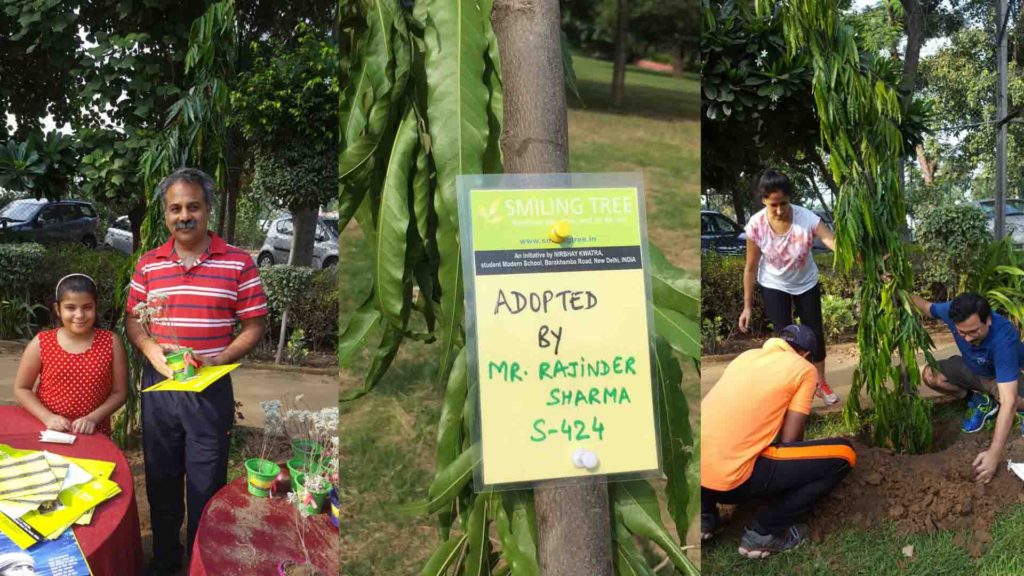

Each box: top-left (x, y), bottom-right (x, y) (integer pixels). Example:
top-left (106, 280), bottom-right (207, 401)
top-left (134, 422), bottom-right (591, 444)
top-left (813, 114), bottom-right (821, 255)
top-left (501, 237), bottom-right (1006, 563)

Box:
top-left (0, 500), bottom-right (37, 519)
top-left (39, 431), bottom-right (76, 444)
top-left (1006, 459), bottom-right (1024, 482)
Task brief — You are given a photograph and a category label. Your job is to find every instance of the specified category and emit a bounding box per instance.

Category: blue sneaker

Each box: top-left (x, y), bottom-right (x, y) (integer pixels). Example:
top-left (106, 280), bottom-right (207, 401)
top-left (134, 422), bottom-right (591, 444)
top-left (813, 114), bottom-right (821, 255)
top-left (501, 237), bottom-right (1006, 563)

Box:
top-left (962, 393), bottom-right (998, 433)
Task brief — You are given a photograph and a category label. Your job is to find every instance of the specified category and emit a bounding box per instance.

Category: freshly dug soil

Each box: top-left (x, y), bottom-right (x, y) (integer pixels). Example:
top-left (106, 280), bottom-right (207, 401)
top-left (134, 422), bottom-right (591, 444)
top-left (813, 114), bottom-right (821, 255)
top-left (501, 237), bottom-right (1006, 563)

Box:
top-left (719, 419), bottom-right (1024, 558)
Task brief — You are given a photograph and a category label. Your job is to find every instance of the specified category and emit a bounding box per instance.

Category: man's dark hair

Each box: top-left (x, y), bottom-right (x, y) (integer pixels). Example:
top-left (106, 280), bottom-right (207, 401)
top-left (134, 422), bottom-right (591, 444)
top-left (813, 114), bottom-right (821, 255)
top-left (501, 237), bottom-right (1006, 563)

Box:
top-left (756, 168), bottom-right (793, 199)
top-left (950, 292), bottom-right (991, 324)
top-left (156, 167), bottom-right (216, 209)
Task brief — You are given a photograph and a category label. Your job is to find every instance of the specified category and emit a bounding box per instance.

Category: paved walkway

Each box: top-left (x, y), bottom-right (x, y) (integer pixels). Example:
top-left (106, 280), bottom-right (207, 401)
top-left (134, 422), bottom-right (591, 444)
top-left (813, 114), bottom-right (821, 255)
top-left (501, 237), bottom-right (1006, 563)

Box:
top-left (701, 332), bottom-right (961, 412)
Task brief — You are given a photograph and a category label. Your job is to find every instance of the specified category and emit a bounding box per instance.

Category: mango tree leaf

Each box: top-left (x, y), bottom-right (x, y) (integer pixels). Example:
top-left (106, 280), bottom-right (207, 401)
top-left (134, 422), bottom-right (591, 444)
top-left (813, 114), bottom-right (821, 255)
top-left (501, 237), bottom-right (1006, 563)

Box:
top-left (434, 347), bottom-right (467, 539)
top-left (495, 491), bottom-right (540, 576)
top-left (419, 533), bottom-right (468, 576)
top-left (340, 321), bottom-right (403, 402)
top-left (654, 305), bottom-right (701, 361)
top-left (376, 106), bottom-right (419, 327)
top-left (465, 494), bottom-right (492, 576)
top-left (422, 0), bottom-right (491, 225)
top-left (653, 335), bottom-right (694, 538)
top-left (612, 481), bottom-right (699, 576)
top-left (338, 288), bottom-right (381, 366)
top-left (400, 444), bottom-right (479, 515)
top-left (613, 521), bottom-right (656, 576)
top-left (649, 242), bottom-right (699, 317)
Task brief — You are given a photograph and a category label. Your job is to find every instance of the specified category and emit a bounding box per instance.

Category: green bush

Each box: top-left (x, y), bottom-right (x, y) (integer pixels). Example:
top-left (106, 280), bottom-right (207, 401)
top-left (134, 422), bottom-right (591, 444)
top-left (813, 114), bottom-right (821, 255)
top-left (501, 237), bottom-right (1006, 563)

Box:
top-left (0, 243), bottom-right (46, 299)
top-left (0, 298), bottom-right (47, 339)
top-left (821, 294), bottom-right (857, 339)
top-left (260, 264), bottom-right (337, 350)
top-left (286, 270), bottom-right (338, 349)
top-left (916, 204), bottom-right (990, 295)
top-left (34, 243), bottom-right (131, 329)
top-left (702, 251), bottom-right (863, 351)
top-left (700, 251), bottom-right (769, 335)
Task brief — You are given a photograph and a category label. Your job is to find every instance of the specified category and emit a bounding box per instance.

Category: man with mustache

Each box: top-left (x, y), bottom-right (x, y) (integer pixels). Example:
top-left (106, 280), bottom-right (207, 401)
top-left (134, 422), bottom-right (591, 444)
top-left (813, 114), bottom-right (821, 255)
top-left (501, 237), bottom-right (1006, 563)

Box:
top-left (125, 167), bottom-right (267, 576)
top-left (910, 291), bottom-right (1024, 484)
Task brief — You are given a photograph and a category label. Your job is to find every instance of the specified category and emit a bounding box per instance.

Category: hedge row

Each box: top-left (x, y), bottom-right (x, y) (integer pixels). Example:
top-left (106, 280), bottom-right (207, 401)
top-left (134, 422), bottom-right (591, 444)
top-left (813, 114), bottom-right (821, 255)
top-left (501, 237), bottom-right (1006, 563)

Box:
top-left (0, 243), bottom-right (337, 350)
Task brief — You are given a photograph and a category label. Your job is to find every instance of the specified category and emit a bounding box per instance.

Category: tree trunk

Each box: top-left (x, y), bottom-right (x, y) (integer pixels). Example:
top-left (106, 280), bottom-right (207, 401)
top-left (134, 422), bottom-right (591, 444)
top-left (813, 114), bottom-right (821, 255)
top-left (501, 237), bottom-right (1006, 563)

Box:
top-left (492, 0), bottom-right (613, 573)
top-left (610, 0), bottom-right (629, 108)
top-left (899, 0), bottom-right (926, 96)
top-left (222, 133), bottom-right (240, 244)
top-left (670, 46), bottom-right (684, 77)
top-left (129, 203), bottom-right (146, 252)
top-left (225, 183), bottom-right (239, 244)
top-left (215, 187), bottom-right (227, 237)
top-left (288, 206), bottom-right (319, 268)
top-left (731, 189), bottom-right (747, 224)
top-left (916, 144), bottom-right (938, 185)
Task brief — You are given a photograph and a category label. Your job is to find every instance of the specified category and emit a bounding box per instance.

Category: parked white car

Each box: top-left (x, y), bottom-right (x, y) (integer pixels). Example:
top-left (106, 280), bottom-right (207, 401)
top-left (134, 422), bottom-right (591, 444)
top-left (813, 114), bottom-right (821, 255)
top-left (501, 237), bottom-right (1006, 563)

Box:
top-left (256, 216), bottom-right (338, 269)
top-left (104, 215), bottom-right (133, 254)
top-left (976, 199), bottom-right (1024, 245)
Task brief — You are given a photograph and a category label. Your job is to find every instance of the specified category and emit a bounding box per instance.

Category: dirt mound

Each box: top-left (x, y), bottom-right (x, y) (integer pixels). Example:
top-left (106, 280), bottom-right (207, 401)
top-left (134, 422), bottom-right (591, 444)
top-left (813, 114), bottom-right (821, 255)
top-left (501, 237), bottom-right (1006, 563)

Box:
top-left (808, 421), bottom-right (1024, 558)
top-left (716, 420), bottom-right (1024, 558)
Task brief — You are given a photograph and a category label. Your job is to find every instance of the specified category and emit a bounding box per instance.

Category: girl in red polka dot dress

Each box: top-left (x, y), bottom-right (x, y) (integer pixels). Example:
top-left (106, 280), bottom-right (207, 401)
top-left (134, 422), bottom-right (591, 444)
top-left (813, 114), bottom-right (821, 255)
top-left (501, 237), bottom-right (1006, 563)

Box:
top-left (12, 274), bottom-right (127, 436)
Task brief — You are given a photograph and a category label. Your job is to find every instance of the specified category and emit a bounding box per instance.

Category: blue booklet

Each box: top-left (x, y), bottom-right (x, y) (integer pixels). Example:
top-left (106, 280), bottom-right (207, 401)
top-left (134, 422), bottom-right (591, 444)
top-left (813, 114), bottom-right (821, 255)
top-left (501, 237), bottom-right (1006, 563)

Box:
top-left (0, 528), bottom-right (91, 575)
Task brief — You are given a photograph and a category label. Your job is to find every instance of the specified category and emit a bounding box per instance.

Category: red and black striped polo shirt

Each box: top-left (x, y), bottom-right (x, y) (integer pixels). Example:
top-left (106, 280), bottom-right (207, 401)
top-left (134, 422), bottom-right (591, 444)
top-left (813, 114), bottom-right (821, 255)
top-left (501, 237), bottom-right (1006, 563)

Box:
top-left (127, 232), bottom-right (268, 356)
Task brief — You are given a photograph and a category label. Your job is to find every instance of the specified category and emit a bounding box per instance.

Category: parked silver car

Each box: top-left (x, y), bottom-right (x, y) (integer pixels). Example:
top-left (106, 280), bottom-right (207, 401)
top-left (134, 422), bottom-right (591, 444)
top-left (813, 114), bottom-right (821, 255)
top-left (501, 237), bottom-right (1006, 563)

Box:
top-left (976, 199), bottom-right (1024, 245)
top-left (104, 215), bottom-right (134, 254)
top-left (257, 216), bottom-right (338, 269)
top-left (0, 199), bottom-right (100, 246)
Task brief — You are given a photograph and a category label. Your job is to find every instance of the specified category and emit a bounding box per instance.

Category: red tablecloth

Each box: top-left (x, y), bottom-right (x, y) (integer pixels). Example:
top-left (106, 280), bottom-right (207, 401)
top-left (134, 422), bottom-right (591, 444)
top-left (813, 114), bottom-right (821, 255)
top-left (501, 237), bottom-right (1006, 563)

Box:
top-left (189, 476), bottom-right (339, 576)
top-left (0, 406), bottom-right (142, 576)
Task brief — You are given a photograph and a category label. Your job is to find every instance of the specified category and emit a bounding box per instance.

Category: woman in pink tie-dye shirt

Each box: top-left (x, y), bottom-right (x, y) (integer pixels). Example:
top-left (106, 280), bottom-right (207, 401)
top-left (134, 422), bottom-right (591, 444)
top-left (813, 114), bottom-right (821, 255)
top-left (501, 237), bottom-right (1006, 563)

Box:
top-left (738, 169), bottom-right (841, 406)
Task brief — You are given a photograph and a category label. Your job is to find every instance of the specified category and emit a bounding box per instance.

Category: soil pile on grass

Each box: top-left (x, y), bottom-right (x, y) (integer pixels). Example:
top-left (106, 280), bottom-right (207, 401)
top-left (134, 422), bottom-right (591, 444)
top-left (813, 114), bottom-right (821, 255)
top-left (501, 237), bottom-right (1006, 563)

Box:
top-left (808, 420), bottom-right (1024, 557)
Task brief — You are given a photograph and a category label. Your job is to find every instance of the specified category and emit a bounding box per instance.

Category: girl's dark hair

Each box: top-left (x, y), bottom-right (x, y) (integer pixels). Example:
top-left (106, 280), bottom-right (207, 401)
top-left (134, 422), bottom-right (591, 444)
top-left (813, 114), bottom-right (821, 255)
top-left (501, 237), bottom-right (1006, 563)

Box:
top-left (756, 168), bottom-right (793, 199)
top-left (55, 274), bottom-right (98, 303)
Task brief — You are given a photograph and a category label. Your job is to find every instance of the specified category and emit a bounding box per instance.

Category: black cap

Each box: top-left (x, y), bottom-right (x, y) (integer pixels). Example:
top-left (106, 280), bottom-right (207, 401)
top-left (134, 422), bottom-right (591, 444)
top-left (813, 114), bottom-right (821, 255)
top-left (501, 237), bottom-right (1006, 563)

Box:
top-left (780, 324), bottom-right (817, 355)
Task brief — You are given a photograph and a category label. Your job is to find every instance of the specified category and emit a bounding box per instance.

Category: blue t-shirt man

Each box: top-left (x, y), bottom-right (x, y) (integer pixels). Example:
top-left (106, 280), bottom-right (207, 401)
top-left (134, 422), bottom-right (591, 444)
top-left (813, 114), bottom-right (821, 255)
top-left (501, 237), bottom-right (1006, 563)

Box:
top-left (931, 301), bottom-right (1024, 383)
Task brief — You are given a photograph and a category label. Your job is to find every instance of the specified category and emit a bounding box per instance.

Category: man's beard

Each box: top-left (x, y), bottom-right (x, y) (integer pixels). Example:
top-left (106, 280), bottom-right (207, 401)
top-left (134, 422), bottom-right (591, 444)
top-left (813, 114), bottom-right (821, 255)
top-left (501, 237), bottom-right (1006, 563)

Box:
top-left (175, 220), bottom-right (198, 231)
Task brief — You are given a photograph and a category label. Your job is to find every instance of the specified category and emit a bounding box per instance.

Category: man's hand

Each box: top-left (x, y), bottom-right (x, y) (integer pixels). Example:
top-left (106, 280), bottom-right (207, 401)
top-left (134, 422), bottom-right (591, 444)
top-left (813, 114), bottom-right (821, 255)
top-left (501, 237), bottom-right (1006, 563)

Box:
top-left (71, 417), bottom-right (97, 435)
top-left (44, 414), bottom-right (70, 432)
top-left (142, 341), bottom-right (175, 380)
top-left (974, 450), bottom-right (1000, 484)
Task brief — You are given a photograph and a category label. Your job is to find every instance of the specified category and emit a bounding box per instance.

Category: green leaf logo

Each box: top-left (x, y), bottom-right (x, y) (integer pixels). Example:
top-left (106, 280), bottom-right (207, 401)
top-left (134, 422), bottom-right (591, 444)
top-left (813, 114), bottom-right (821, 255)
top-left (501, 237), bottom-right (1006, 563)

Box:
top-left (479, 198), bottom-right (503, 224)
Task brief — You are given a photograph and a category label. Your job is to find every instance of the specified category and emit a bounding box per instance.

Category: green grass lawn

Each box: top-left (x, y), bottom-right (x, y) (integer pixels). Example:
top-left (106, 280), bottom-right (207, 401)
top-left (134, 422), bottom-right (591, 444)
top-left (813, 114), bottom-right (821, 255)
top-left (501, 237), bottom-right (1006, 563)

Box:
top-left (339, 55), bottom-right (699, 573)
top-left (703, 507), bottom-right (1024, 576)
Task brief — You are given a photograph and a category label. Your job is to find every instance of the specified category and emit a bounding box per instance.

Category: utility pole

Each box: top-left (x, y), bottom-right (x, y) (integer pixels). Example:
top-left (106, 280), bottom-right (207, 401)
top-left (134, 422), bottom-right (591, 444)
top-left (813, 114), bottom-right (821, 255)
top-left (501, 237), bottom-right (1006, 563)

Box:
top-left (492, 0), bottom-right (614, 573)
top-left (995, 0), bottom-right (1008, 239)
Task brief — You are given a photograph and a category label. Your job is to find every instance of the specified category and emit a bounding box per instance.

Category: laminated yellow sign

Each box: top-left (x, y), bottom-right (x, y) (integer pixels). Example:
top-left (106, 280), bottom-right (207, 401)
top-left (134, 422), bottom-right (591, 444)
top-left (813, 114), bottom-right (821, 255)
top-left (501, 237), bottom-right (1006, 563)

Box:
top-left (458, 175), bottom-right (662, 487)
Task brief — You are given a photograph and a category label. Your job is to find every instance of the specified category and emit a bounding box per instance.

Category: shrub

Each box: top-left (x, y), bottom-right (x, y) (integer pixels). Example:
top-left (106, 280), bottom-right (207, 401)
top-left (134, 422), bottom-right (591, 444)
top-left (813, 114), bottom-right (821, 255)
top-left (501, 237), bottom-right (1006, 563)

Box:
top-left (259, 264), bottom-right (337, 350)
top-left (0, 243), bottom-right (46, 299)
top-left (0, 298), bottom-right (47, 339)
top-left (702, 316), bottom-right (728, 355)
top-left (702, 251), bottom-right (864, 351)
top-left (34, 243), bottom-right (131, 329)
top-left (821, 294), bottom-right (857, 339)
top-left (286, 270), bottom-right (338, 349)
top-left (916, 204), bottom-right (990, 295)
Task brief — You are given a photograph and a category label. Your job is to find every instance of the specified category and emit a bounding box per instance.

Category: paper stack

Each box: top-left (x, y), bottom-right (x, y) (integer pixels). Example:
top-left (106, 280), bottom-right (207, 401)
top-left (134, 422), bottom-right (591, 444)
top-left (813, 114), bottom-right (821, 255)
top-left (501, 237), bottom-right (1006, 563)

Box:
top-left (0, 446), bottom-right (119, 549)
top-left (39, 431), bottom-right (76, 444)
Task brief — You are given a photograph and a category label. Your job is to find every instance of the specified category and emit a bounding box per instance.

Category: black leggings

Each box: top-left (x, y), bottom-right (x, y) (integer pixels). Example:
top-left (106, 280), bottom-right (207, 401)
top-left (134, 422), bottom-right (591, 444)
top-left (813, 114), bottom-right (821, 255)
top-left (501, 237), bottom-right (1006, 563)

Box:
top-left (761, 283), bottom-right (826, 362)
top-left (702, 437), bottom-right (855, 535)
